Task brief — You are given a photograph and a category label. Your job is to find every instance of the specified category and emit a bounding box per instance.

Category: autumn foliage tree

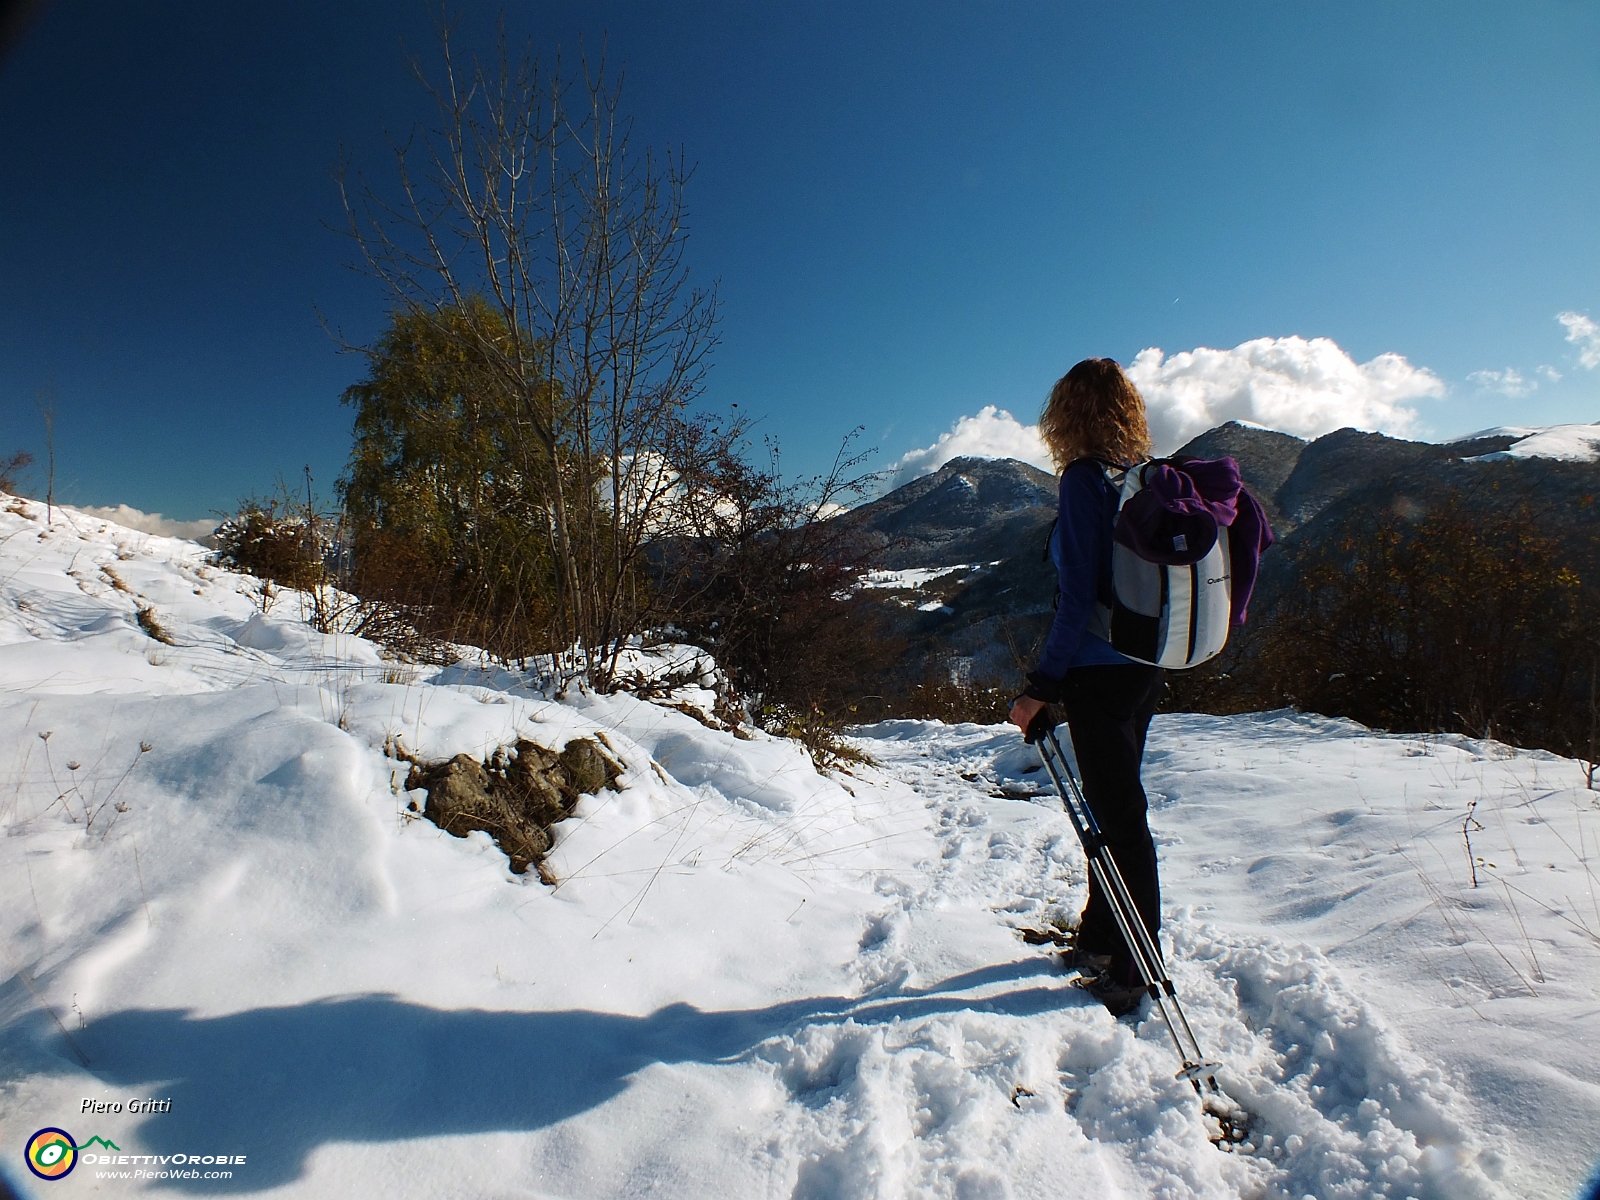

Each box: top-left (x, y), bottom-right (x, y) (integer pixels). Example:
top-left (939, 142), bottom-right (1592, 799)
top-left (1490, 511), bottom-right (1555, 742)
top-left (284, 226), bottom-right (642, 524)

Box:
top-left (338, 300), bottom-right (561, 656)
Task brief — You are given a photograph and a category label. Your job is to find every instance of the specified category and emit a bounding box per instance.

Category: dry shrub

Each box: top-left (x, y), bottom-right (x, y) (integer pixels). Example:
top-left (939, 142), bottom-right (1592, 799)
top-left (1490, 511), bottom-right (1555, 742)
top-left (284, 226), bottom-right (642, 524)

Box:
top-left (213, 495), bottom-right (326, 591)
top-left (887, 670), bottom-right (1016, 726)
top-left (0, 450), bottom-right (32, 494)
top-left (763, 704), bottom-right (876, 771)
top-left (345, 522), bottom-right (557, 664)
top-left (653, 433), bottom-right (899, 742)
top-left (1167, 489), bottom-right (1600, 760)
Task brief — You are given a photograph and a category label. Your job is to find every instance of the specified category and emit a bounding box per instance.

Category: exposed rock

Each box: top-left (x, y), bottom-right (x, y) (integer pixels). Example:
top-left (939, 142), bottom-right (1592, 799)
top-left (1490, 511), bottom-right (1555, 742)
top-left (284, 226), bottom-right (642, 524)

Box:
top-left (512, 739), bottom-right (559, 773)
top-left (558, 738), bottom-right (612, 798)
top-left (423, 754), bottom-right (495, 820)
top-left (505, 740), bottom-right (566, 828)
top-left (415, 752), bottom-right (551, 874)
top-left (410, 737), bottom-right (622, 878)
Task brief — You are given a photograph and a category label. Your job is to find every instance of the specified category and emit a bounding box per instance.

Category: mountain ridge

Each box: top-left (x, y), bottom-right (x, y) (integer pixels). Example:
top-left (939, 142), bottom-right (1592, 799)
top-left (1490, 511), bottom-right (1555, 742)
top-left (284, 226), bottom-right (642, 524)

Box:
top-left (851, 422), bottom-right (1600, 688)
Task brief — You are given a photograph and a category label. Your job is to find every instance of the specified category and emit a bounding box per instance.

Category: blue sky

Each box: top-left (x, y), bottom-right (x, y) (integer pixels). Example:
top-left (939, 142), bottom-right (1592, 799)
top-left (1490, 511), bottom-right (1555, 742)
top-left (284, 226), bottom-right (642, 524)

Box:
top-left (2, 1), bottom-right (1598, 521)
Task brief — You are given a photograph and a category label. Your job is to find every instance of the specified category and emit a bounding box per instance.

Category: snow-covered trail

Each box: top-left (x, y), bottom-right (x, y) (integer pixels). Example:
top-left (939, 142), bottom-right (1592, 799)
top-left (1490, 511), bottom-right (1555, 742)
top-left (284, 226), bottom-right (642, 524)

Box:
top-left (0, 494), bottom-right (1592, 1198)
top-left (845, 722), bottom-right (1512, 1200)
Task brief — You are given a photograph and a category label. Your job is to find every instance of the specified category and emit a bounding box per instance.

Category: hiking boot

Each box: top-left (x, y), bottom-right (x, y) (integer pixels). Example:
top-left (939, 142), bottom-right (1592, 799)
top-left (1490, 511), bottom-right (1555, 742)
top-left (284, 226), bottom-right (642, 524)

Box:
top-left (1078, 971), bottom-right (1148, 1017)
top-left (1055, 927), bottom-right (1114, 975)
top-left (1056, 946), bottom-right (1113, 974)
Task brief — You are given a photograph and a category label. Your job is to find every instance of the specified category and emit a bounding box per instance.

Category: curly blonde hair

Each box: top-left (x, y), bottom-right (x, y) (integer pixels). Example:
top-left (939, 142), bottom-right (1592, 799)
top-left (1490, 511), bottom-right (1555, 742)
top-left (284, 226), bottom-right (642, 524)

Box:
top-left (1037, 358), bottom-right (1152, 471)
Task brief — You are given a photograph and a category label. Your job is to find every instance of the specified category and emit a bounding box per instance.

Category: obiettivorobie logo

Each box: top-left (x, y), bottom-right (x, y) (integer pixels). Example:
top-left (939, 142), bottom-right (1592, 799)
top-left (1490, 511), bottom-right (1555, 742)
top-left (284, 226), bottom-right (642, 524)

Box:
top-left (23, 1127), bottom-right (248, 1182)
top-left (25, 1128), bottom-right (119, 1181)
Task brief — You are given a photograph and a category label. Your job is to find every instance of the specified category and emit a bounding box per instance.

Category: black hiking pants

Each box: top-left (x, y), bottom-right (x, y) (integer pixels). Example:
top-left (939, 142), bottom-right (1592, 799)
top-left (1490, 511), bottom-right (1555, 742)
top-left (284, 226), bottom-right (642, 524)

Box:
top-left (1059, 662), bottom-right (1166, 985)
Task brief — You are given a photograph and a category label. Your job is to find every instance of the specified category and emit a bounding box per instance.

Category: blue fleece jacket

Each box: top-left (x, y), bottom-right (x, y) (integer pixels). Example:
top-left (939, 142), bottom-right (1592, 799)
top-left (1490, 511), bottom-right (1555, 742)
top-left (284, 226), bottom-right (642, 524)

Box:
top-left (1034, 459), bottom-right (1134, 679)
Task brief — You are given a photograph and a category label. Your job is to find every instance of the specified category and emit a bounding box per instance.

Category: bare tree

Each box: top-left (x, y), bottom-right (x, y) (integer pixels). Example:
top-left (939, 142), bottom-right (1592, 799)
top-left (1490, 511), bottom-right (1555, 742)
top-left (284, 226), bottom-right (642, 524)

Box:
top-left (339, 12), bottom-right (721, 685)
top-left (35, 383), bottom-right (55, 525)
top-left (652, 429), bottom-right (891, 731)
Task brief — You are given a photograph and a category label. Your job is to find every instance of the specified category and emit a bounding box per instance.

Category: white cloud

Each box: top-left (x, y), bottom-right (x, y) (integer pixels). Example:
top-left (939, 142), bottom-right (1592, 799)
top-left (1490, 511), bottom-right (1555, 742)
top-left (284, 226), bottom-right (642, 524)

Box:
top-left (72, 503), bottom-right (219, 542)
top-left (1537, 364), bottom-right (1563, 383)
top-left (883, 336), bottom-right (1443, 490)
top-left (1467, 368), bottom-right (1534, 397)
top-left (884, 405), bottom-right (1053, 489)
top-left (1126, 335), bottom-right (1441, 453)
top-left (1557, 311), bottom-right (1600, 368)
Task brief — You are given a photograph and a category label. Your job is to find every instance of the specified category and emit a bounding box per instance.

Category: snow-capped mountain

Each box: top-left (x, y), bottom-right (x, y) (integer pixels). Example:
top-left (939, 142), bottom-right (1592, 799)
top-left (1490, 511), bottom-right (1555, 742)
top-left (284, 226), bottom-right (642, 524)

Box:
top-left (1454, 423), bottom-right (1600, 463)
top-left (845, 456), bottom-right (1057, 572)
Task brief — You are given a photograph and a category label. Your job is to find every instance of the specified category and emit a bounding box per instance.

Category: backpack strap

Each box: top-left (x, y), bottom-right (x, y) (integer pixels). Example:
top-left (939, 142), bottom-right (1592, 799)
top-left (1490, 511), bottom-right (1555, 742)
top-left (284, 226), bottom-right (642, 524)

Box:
top-left (1096, 457), bottom-right (1143, 496)
top-left (1094, 458), bottom-right (1152, 609)
top-left (1045, 517), bottom-right (1060, 611)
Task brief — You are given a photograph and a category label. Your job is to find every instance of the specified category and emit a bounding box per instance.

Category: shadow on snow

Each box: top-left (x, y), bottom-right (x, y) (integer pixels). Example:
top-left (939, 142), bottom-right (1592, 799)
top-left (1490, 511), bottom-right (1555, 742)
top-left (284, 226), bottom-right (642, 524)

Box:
top-left (43, 957), bottom-right (1071, 1192)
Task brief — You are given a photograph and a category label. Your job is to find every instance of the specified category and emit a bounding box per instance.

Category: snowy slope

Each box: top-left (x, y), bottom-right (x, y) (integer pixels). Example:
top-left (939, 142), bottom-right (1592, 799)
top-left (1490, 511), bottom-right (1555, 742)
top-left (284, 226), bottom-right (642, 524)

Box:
top-left (1453, 423), bottom-right (1600, 462)
top-left (0, 494), bottom-right (1595, 1199)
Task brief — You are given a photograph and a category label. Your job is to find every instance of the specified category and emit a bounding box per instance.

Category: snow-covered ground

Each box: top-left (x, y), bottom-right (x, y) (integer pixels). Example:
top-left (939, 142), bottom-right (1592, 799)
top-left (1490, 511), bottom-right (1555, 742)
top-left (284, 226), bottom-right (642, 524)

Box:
top-left (855, 564), bottom-right (999, 615)
top-left (1, 494), bottom-right (1598, 1199)
top-left (857, 564), bottom-right (999, 591)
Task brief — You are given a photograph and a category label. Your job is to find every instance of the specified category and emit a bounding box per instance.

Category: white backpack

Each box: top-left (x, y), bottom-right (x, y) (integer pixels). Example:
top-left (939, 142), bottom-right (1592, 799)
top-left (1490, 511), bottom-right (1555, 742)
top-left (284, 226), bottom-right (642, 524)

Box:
top-left (1085, 461), bottom-right (1233, 669)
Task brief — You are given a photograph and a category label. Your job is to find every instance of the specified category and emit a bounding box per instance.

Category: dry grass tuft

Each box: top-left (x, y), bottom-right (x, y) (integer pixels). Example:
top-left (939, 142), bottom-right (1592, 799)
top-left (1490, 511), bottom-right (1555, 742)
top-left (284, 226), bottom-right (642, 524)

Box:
top-left (136, 607), bottom-right (177, 645)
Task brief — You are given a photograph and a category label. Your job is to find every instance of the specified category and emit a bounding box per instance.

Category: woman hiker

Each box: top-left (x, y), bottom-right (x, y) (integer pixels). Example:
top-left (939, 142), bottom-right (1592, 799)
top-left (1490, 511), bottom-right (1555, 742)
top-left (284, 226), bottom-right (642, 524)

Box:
top-left (1007, 357), bottom-right (1165, 1017)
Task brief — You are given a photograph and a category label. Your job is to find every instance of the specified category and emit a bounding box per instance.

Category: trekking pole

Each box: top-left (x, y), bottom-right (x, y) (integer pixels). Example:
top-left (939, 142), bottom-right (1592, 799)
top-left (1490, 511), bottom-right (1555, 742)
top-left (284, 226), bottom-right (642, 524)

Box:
top-left (1029, 717), bottom-right (1247, 1141)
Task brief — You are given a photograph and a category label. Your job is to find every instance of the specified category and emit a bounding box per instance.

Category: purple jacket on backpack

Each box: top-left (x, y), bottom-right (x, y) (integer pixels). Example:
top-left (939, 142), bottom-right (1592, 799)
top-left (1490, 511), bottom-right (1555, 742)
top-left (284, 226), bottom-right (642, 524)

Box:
top-left (1113, 457), bottom-right (1275, 625)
